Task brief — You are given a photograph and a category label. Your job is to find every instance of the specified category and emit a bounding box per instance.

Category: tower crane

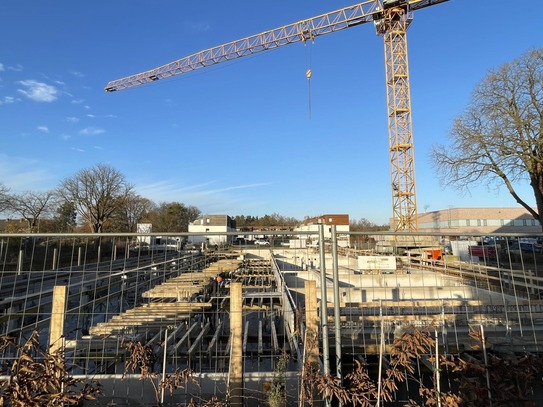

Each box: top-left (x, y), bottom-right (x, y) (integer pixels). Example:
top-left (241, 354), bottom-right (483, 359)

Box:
top-left (105, 0), bottom-right (449, 232)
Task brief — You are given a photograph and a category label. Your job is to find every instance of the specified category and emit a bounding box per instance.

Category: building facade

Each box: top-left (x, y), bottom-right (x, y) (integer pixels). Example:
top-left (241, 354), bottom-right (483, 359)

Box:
top-left (417, 207), bottom-right (541, 234)
top-left (294, 214), bottom-right (350, 246)
top-left (188, 214), bottom-right (237, 246)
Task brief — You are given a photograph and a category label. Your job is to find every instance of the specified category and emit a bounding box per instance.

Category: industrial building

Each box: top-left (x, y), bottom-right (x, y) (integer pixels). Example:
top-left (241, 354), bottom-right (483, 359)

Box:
top-left (417, 207), bottom-right (541, 234)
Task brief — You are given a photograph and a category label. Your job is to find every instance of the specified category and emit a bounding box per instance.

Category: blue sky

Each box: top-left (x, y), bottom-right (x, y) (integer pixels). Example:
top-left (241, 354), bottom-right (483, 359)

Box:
top-left (1, 0), bottom-right (542, 225)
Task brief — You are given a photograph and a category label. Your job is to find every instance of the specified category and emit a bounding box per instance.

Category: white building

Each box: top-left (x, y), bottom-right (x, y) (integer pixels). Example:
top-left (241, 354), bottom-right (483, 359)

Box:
top-left (293, 214), bottom-right (350, 247)
top-left (188, 214), bottom-right (237, 247)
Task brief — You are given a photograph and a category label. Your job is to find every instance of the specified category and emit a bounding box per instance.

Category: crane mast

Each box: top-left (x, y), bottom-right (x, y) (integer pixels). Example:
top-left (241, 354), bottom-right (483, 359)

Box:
top-left (377, 3), bottom-right (418, 231)
top-left (106, 0), bottom-right (448, 232)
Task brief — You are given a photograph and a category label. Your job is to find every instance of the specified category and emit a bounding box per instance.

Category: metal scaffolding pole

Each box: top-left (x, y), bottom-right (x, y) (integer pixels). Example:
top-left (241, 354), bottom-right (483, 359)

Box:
top-left (318, 223), bottom-right (330, 380)
top-left (331, 225), bottom-right (343, 395)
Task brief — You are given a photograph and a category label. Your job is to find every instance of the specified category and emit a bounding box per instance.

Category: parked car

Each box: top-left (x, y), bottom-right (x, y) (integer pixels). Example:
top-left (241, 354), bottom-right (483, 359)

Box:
top-left (254, 240), bottom-right (270, 246)
top-left (509, 241), bottom-right (542, 253)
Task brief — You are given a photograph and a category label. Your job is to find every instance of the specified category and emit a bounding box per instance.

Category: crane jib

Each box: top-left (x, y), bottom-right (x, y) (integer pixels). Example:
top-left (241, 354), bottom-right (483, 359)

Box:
top-left (105, 2), bottom-right (379, 92)
top-left (104, 1), bottom-right (448, 93)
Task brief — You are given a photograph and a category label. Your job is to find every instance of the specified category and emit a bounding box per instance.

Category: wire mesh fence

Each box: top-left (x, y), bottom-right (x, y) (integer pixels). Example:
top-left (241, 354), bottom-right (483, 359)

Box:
top-left (1, 231), bottom-right (543, 406)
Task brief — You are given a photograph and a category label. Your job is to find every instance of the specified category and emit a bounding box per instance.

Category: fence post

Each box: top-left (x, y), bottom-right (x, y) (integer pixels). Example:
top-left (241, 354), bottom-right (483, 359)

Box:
top-left (229, 282), bottom-right (243, 406)
top-left (17, 249), bottom-right (23, 275)
top-left (52, 247), bottom-right (57, 271)
top-left (49, 285), bottom-right (67, 354)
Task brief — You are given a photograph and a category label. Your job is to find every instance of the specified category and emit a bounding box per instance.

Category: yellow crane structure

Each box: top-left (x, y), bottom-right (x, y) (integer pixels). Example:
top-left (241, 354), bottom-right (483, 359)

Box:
top-left (106, 0), bottom-right (449, 232)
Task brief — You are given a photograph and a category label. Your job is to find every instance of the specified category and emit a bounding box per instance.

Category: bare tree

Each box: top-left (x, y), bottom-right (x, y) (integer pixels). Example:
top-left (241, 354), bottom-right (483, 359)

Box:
top-left (111, 193), bottom-right (154, 232)
top-left (0, 183), bottom-right (10, 213)
top-left (58, 164), bottom-right (133, 233)
top-left (7, 190), bottom-right (56, 233)
top-left (431, 48), bottom-right (543, 227)
top-left (146, 202), bottom-right (201, 232)
top-left (350, 217), bottom-right (389, 232)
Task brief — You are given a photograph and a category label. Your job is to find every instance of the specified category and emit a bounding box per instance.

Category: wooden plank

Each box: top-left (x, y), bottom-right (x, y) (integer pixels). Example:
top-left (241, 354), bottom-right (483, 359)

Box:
top-left (224, 333), bottom-right (232, 356)
top-left (271, 320), bottom-right (279, 353)
top-left (188, 321), bottom-right (211, 357)
top-left (258, 321), bottom-right (263, 355)
top-left (243, 320), bottom-right (250, 353)
top-left (154, 324), bottom-right (186, 360)
top-left (145, 329), bottom-right (164, 347)
top-left (145, 302), bottom-right (212, 309)
top-left (169, 322), bottom-right (199, 355)
top-left (207, 322), bottom-right (223, 354)
top-left (343, 300), bottom-right (488, 308)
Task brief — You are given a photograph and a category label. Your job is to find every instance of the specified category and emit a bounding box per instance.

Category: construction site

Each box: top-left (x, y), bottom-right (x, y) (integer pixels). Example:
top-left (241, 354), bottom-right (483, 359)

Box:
top-left (2, 229), bottom-right (543, 406)
top-left (2, 0), bottom-right (542, 406)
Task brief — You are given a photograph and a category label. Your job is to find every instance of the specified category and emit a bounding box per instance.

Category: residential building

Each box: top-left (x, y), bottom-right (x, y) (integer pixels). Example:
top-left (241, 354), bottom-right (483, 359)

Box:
top-left (188, 214), bottom-right (237, 246)
top-left (294, 214), bottom-right (350, 246)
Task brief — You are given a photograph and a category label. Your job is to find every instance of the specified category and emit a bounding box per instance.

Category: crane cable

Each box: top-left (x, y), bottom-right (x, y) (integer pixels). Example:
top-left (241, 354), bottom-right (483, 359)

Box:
top-left (305, 39), bottom-right (314, 119)
top-left (306, 68), bottom-right (312, 119)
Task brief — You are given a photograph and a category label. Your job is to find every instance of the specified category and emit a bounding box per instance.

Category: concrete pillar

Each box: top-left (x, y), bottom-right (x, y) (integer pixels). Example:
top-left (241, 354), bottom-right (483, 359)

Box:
top-left (49, 285), bottom-right (67, 354)
top-left (305, 280), bottom-right (319, 365)
top-left (229, 282), bottom-right (243, 406)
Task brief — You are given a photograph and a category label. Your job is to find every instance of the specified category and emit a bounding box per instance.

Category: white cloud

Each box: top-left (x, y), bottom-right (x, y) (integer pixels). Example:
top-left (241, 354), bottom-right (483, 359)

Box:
top-left (17, 80), bottom-right (58, 102)
top-left (37, 126), bottom-right (49, 133)
top-left (66, 116), bottom-right (79, 123)
top-left (135, 179), bottom-right (270, 212)
top-left (70, 70), bottom-right (85, 78)
top-left (71, 147), bottom-right (85, 153)
top-left (79, 126), bottom-right (105, 136)
top-left (0, 96), bottom-right (17, 105)
top-left (1, 64), bottom-right (23, 72)
top-left (71, 99), bottom-right (84, 104)
top-left (185, 21), bottom-right (211, 33)
top-left (87, 114), bottom-right (96, 118)
top-left (0, 154), bottom-right (55, 192)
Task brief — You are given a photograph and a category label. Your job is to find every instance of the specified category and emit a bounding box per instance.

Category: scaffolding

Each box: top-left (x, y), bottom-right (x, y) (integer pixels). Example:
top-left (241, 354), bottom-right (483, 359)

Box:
top-left (1, 231), bottom-right (543, 405)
